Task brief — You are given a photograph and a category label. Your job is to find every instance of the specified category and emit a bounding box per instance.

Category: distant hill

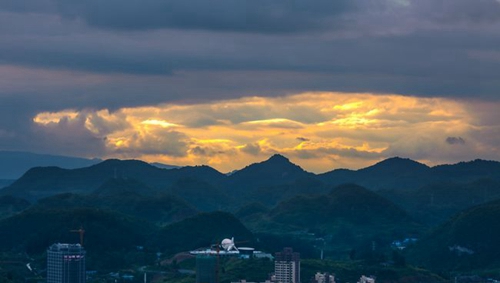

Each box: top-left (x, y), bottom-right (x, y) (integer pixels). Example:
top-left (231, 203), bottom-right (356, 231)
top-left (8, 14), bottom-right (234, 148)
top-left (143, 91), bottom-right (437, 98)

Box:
top-left (380, 179), bottom-right (500, 225)
top-left (0, 179), bottom-right (14, 189)
top-left (407, 199), bottom-right (500, 271)
top-left (270, 184), bottom-right (413, 228)
top-left (3, 155), bottom-right (500, 217)
top-left (0, 206), bottom-right (257, 274)
top-left (0, 207), bottom-right (155, 254)
top-left (167, 177), bottom-right (232, 211)
top-left (0, 151), bottom-right (100, 179)
top-left (33, 178), bottom-right (199, 225)
top-left (92, 178), bottom-right (156, 197)
top-left (0, 159), bottom-right (226, 202)
top-left (150, 162), bottom-right (181, 170)
top-left (318, 157), bottom-right (431, 190)
top-left (227, 154), bottom-right (316, 196)
top-left (156, 211), bottom-right (254, 255)
top-left (242, 184), bottom-right (421, 254)
top-left (430, 159), bottom-right (500, 183)
top-left (0, 195), bottom-right (30, 219)
top-left (318, 157), bottom-right (500, 191)
top-left (235, 202), bottom-right (270, 219)
top-left (246, 177), bottom-right (326, 206)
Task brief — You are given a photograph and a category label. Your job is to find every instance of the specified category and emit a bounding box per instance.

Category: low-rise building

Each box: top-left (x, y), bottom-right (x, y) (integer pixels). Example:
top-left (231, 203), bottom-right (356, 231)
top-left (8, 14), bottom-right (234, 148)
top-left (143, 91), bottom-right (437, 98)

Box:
top-left (313, 272), bottom-right (335, 283)
top-left (358, 275), bottom-right (375, 283)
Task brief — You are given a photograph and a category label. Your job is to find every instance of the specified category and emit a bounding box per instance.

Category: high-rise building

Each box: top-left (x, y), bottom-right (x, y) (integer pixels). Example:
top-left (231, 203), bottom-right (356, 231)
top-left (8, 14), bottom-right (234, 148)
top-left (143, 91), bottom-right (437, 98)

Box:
top-left (274, 248), bottom-right (300, 283)
top-left (196, 255), bottom-right (217, 283)
top-left (47, 243), bottom-right (86, 283)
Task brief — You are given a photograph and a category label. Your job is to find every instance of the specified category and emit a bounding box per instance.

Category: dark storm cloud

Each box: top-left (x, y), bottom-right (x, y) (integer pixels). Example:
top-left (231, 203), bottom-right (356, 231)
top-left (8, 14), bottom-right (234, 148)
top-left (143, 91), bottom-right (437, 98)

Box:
top-left (0, 0), bottom-right (55, 13)
top-left (190, 146), bottom-right (226, 157)
top-left (1, 23), bottom-right (498, 100)
top-left (446, 137), bottom-right (466, 145)
top-left (3, 0), bottom-right (500, 33)
top-left (1, 0), bottom-right (499, 167)
top-left (414, 0), bottom-right (500, 24)
top-left (240, 143), bottom-right (262, 156)
top-left (0, 1), bottom-right (498, 137)
top-left (0, 0), bottom-right (498, 100)
top-left (0, 46), bottom-right (174, 75)
top-left (0, 96), bottom-right (107, 157)
top-left (1, 0), bottom-right (353, 33)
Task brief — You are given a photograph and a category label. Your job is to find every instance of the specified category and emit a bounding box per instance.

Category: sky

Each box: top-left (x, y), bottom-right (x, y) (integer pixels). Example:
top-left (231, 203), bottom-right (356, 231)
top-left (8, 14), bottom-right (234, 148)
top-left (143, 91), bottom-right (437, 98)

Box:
top-left (0, 0), bottom-right (499, 173)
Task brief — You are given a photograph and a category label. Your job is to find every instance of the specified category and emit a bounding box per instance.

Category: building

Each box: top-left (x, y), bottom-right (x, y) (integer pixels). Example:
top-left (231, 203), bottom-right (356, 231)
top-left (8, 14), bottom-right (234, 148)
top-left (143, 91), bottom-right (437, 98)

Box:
top-left (274, 248), bottom-right (300, 283)
top-left (196, 255), bottom-right (217, 283)
top-left (47, 243), bottom-right (86, 283)
top-left (313, 272), bottom-right (335, 283)
top-left (358, 275), bottom-right (375, 283)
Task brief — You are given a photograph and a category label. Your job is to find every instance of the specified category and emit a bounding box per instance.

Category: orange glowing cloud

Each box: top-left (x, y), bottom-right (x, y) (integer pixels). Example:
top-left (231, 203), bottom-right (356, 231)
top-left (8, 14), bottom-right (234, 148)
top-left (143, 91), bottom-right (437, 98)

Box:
top-left (33, 92), bottom-right (498, 173)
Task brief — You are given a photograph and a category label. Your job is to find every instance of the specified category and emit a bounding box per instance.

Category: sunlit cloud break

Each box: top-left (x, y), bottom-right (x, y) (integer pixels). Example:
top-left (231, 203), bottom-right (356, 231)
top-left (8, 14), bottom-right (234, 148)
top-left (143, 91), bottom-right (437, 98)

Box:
top-left (32, 92), bottom-right (500, 173)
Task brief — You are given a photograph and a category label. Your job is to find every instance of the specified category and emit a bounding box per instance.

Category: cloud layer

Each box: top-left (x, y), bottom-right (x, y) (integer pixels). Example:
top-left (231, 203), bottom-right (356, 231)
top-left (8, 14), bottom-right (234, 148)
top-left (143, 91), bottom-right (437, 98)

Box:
top-left (32, 92), bottom-right (500, 172)
top-left (0, 0), bottom-right (499, 168)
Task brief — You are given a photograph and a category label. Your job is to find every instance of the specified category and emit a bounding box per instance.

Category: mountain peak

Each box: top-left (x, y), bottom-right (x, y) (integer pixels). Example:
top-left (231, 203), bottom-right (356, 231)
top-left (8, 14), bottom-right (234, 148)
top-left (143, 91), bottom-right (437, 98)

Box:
top-left (267, 154), bottom-right (290, 163)
top-left (228, 154), bottom-right (313, 188)
top-left (361, 156), bottom-right (429, 173)
top-left (378, 156), bottom-right (427, 166)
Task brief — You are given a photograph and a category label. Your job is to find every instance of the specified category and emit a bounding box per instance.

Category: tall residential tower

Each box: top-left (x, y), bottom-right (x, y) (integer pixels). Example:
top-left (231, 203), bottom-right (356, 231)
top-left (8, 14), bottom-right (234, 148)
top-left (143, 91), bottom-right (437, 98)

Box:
top-left (47, 243), bottom-right (86, 283)
top-left (274, 247), bottom-right (300, 283)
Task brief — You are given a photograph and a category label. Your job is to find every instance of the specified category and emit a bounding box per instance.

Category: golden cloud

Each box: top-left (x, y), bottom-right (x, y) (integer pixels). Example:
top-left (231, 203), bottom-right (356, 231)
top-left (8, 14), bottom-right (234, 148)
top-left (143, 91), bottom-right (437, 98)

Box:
top-left (33, 92), bottom-right (496, 173)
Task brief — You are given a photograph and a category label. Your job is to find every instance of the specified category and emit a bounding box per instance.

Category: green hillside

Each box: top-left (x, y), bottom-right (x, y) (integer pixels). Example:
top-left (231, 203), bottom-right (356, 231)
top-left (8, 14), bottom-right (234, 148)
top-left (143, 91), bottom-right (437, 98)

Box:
top-left (270, 184), bottom-right (413, 227)
top-left (92, 177), bottom-right (156, 197)
top-left (379, 179), bottom-right (500, 225)
top-left (246, 177), bottom-right (326, 206)
top-left (35, 190), bottom-right (198, 225)
top-left (0, 195), bottom-right (30, 219)
top-left (407, 199), bottom-right (500, 271)
top-left (0, 207), bottom-right (155, 254)
top-left (235, 202), bottom-right (270, 219)
top-left (247, 184), bottom-right (422, 258)
top-left (157, 211), bottom-right (254, 255)
top-left (168, 177), bottom-right (232, 211)
top-left (1, 159), bottom-right (226, 201)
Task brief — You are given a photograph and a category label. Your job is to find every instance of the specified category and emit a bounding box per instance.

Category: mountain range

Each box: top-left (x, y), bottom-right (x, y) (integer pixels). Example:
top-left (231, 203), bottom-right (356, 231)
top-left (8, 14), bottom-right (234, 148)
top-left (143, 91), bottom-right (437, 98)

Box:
top-left (0, 152), bottom-right (500, 274)
top-left (0, 151), bottom-right (179, 179)
top-left (0, 151), bottom-right (101, 179)
top-left (2, 154), bottom-right (500, 210)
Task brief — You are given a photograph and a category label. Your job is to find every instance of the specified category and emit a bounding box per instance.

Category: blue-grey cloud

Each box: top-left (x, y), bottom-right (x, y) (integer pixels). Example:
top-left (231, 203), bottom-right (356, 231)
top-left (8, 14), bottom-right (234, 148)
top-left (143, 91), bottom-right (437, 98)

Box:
top-left (1, 0), bottom-right (354, 33)
top-left (414, 0), bottom-right (500, 24)
top-left (0, 0), bottom-right (55, 14)
top-left (0, 22), bottom-right (497, 101)
top-left (0, 0), bottom-right (500, 163)
top-left (446, 137), bottom-right (466, 145)
top-left (0, 46), bottom-right (174, 75)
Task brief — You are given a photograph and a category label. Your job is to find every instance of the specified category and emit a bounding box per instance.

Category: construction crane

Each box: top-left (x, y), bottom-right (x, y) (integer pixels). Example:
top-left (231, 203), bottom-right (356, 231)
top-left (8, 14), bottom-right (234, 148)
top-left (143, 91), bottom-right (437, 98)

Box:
top-left (216, 241), bottom-right (220, 283)
top-left (70, 226), bottom-right (85, 246)
top-left (206, 239), bottom-right (221, 283)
